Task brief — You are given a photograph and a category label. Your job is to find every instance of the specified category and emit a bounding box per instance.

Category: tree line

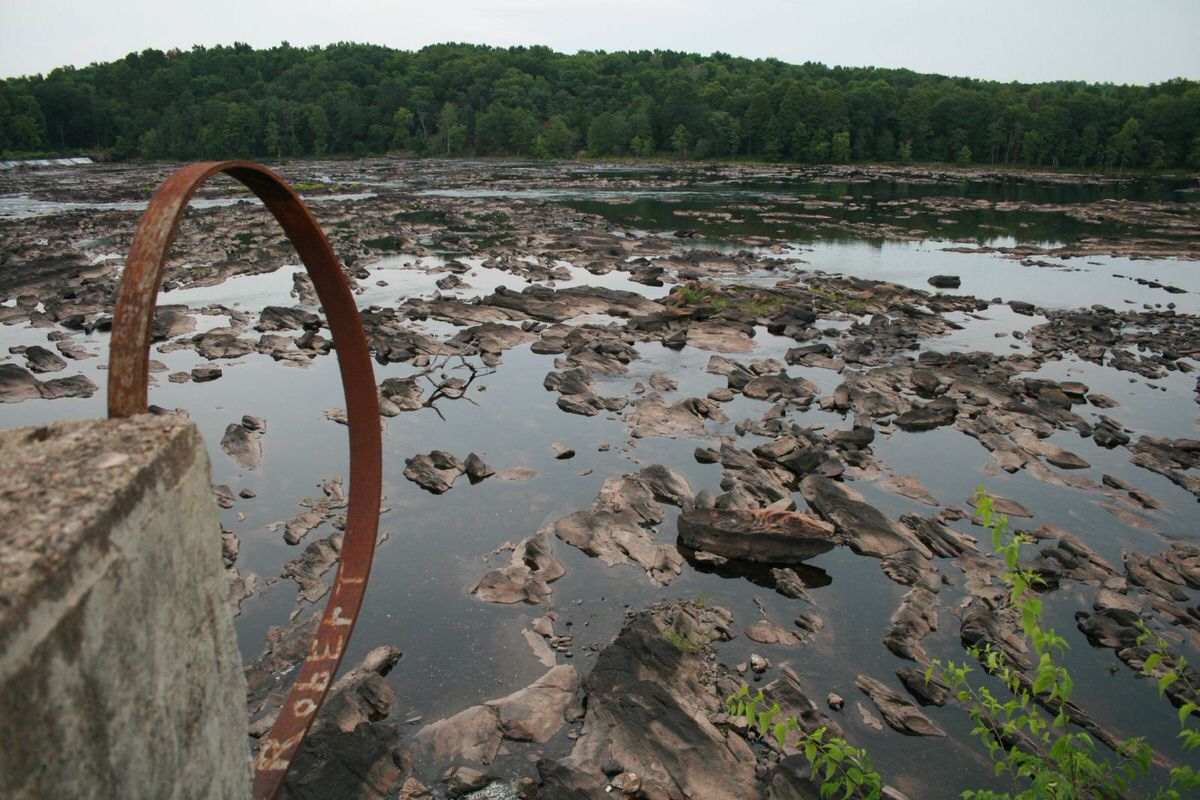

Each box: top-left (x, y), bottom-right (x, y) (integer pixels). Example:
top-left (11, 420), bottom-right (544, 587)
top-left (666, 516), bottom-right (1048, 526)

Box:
top-left (2, 42), bottom-right (1198, 170)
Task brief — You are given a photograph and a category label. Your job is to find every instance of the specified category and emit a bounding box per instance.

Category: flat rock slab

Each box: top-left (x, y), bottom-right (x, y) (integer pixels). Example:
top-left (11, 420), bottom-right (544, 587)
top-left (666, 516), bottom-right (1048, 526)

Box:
top-left (855, 674), bottom-right (946, 737)
top-left (686, 321), bottom-right (756, 353)
top-left (677, 507), bottom-right (835, 564)
top-left (801, 475), bottom-right (932, 558)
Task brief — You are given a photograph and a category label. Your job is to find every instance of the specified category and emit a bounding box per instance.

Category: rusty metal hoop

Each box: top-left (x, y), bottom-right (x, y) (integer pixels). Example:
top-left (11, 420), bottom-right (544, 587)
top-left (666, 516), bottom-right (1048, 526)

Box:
top-left (107, 162), bottom-right (382, 800)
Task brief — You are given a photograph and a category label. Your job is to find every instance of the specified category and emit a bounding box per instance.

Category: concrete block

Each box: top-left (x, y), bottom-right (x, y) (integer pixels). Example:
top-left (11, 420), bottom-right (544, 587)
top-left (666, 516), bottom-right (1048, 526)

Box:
top-left (0, 414), bottom-right (250, 799)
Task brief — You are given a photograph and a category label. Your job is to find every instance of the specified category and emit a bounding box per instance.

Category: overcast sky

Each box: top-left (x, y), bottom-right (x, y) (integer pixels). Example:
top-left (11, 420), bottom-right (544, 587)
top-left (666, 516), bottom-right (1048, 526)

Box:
top-left (2, 0), bottom-right (1198, 84)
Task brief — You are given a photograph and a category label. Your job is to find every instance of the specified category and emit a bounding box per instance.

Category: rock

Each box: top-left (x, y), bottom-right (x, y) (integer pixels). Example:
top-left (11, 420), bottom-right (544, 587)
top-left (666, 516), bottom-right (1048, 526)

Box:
top-left (827, 693), bottom-right (844, 711)
top-left (800, 476), bottom-right (931, 558)
top-left (213, 484), bottom-right (236, 509)
top-left (878, 475), bottom-right (939, 506)
top-left (760, 665), bottom-right (845, 738)
top-left (610, 771), bottom-right (641, 794)
top-left (900, 514), bottom-right (977, 558)
top-left (464, 453), bottom-right (494, 483)
top-left (403, 452), bottom-right (465, 494)
top-left (893, 398), bottom-right (958, 431)
top-left (379, 377), bottom-right (423, 414)
top-left (881, 549), bottom-right (940, 591)
top-left (744, 620), bottom-right (800, 646)
top-left (1009, 300), bottom-right (1036, 315)
top-left (282, 532), bottom-right (342, 603)
top-left (895, 666), bottom-right (950, 706)
top-left (771, 567), bottom-right (814, 601)
top-left (686, 320), bottom-right (756, 353)
top-left (551, 442), bottom-right (575, 459)
top-left (486, 665), bottom-right (578, 742)
top-left (742, 372), bottom-right (820, 402)
top-left (961, 604), bottom-right (1030, 671)
top-left (496, 467), bottom-right (538, 481)
top-left (283, 721), bottom-right (409, 800)
top-left (280, 477), bottom-right (347, 545)
top-left (882, 588), bottom-right (939, 663)
top-left (0, 364), bottom-right (45, 403)
top-left (195, 332), bottom-right (254, 360)
top-left (257, 305), bottom-right (321, 332)
top-left (966, 492), bottom-right (1033, 519)
top-left (708, 387), bottom-right (735, 402)
top-left (677, 507), bottom-right (836, 564)
top-left (397, 777), bottom-right (430, 799)
top-left (23, 345), bottom-right (66, 373)
top-left (445, 766), bottom-right (493, 797)
top-left (750, 653), bottom-right (770, 674)
top-left (856, 702), bottom-right (884, 732)
top-left (270, 645), bottom-right (409, 800)
top-left (191, 365), bottom-right (223, 382)
top-left (855, 675), bottom-right (945, 737)
top-left (536, 604), bottom-right (759, 800)
top-left (413, 705), bottom-right (503, 765)
top-left (628, 394), bottom-right (727, 438)
top-left (37, 374), bottom-right (98, 400)
top-left (549, 467), bottom-right (693, 586)
top-left (648, 373), bottom-right (677, 392)
top-left (220, 423), bottom-right (262, 471)
top-left (1045, 448), bottom-right (1090, 470)
top-left (523, 628), bottom-right (557, 667)
top-left (472, 531), bottom-right (565, 605)
top-left (152, 306), bottom-right (197, 340)
top-left (0, 364), bottom-right (98, 402)
top-left (927, 275), bottom-right (961, 289)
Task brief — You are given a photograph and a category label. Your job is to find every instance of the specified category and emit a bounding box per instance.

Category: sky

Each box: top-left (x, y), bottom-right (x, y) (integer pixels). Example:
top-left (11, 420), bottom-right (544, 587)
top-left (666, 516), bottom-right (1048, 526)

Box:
top-left (1, 0), bottom-right (1198, 84)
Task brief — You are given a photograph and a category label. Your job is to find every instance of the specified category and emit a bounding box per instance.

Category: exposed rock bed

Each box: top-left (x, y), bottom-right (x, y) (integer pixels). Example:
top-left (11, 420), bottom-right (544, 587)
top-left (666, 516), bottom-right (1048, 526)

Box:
top-left (2, 159), bottom-right (1198, 799)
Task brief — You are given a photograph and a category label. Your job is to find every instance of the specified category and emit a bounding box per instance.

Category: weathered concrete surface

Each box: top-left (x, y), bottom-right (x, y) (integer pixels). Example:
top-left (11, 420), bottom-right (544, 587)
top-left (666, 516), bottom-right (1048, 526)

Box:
top-left (0, 415), bottom-right (251, 799)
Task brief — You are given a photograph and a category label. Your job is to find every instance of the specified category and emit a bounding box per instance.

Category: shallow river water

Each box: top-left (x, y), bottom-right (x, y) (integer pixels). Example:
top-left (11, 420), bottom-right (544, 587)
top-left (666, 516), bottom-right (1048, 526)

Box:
top-left (1, 161), bottom-right (1197, 798)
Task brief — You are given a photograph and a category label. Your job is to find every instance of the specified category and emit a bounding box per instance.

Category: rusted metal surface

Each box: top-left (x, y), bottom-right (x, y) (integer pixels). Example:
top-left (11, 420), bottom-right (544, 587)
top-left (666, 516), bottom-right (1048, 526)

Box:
top-left (107, 162), bottom-right (383, 800)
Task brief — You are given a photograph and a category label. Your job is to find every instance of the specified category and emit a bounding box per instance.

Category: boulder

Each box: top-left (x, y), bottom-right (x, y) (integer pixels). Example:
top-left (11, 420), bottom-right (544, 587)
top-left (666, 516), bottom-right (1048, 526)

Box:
top-left (677, 508), bottom-right (836, 564)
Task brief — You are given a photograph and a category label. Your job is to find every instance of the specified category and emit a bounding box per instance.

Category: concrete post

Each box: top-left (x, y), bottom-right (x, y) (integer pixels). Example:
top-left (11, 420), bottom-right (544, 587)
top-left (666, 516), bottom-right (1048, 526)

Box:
top-left (0, 414), bottom-right (251, 799)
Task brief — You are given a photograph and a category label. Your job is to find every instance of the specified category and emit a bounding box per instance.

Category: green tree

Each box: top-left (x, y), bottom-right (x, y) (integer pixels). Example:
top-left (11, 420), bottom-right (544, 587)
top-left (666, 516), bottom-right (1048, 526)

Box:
top-left (306, 105), bottom-right (330, 156)
top-left (671, 124), bottom-right (691, 160)
top-left (830, 130), bottom-right (851, 163)
top-left (391, 107), bottom-right (414, 151)
top-left (1107, 116), bottom-right (1141, 173)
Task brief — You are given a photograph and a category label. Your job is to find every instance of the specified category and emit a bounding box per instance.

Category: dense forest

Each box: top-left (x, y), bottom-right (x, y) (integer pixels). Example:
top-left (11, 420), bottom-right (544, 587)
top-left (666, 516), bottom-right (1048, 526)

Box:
top-left (2, 42), bottom-right (1199, 170)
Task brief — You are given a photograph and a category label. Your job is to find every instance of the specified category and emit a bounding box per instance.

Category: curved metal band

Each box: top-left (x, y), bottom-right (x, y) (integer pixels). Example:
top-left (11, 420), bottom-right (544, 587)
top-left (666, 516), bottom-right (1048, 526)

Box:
top-left (107, 162), bottom-right (383, 800)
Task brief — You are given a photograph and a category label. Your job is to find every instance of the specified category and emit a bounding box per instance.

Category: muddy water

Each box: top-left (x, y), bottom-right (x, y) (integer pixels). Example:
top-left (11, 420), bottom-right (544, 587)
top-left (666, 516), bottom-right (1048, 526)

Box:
top-left (1, 162), bottom-right (1196, 798)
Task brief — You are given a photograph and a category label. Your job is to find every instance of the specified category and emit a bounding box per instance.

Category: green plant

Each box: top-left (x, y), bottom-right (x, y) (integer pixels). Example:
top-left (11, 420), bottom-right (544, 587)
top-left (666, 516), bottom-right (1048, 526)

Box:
top-left (721, 487), bottom-right (1196, 798)
top-left (801, 726), bottom-right (884, 800)
top-left (725, 685), bottom-right (882, 799)
top-left (927, 487), bottom-right (1179, 799)
top-left (662, 627), bottom-right (705, 654)
top-left (1135, 624), bottom-right (1200, 793)
top-left (674, 281), bottom-right (711, 305)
